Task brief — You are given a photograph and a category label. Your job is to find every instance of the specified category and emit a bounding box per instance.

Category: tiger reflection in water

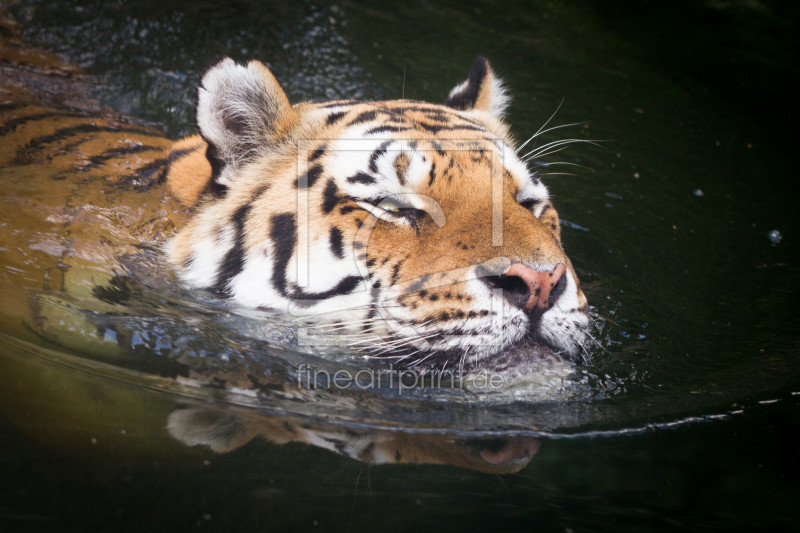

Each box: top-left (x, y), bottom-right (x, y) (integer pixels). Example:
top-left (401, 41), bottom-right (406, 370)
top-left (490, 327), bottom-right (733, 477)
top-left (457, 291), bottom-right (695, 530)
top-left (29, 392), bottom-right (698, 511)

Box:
top-left (167, 406), bottom-right (539, 474)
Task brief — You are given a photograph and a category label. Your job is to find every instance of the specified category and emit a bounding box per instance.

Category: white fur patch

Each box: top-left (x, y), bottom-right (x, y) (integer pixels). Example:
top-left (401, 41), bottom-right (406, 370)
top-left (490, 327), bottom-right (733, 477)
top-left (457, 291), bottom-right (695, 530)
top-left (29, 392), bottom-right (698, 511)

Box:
top-left (501, 143), bottom-right (550, 212)
top-left (486, 74), bottom-right (510, 118)
top-left (228, 248), bottom-right (288, 312)
top-left (538, 269), bottom-right (587, 356)
top-left (180, 226), bottom-right (235, 288)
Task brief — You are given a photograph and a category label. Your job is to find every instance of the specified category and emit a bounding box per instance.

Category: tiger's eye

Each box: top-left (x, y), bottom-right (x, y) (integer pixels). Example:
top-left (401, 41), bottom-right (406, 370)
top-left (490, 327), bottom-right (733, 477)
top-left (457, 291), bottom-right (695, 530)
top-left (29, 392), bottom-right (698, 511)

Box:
top-left (380, 199), bottom-right (401, 213)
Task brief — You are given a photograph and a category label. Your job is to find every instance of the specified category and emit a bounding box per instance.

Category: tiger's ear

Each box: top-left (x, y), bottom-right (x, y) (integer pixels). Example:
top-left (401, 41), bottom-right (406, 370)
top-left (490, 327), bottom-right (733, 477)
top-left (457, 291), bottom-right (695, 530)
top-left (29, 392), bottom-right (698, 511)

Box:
top-left (444, 56), bottom-right (509, 119)
top-left (197, 58), bottom-right (297, 187)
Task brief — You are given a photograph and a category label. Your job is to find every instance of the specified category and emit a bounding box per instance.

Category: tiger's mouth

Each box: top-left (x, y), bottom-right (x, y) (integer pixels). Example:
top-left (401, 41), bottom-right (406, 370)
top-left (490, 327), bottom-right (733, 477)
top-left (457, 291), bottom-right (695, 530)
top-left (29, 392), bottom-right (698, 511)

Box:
top-left (370, 329), bottom-right (569, 373)
top-left (481, 336), bottom-right (569, 371)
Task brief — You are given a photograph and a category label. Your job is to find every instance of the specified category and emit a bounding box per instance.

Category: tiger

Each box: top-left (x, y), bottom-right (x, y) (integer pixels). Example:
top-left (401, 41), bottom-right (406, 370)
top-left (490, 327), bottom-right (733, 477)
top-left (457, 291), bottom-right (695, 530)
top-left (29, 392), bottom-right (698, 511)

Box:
top-left (162, 57), bottom-right (590, 369)
top-left (0, 22), bottom-right (581, 472)
top-left (0, 20), bottom-right (589, 374)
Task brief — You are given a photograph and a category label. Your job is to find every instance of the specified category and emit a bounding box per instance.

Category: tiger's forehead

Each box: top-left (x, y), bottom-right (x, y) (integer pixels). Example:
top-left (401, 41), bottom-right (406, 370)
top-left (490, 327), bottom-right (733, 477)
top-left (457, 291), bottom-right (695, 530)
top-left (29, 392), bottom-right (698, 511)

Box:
top-left (305, 98), bottom-right (492, 135)
top-left (295, 99), bottom-right (538, 196)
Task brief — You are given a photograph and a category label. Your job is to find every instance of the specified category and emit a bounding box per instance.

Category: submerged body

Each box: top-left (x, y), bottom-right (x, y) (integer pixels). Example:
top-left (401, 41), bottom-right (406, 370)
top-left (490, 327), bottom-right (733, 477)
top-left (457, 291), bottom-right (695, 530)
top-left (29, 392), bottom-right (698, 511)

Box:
top-left (0, 25), bottom-right (588, 468)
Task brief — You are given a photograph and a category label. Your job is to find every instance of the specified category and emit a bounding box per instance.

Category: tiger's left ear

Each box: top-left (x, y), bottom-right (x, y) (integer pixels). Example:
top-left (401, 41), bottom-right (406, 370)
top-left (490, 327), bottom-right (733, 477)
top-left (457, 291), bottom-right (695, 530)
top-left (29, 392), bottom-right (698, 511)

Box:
top-left (444, 56), bottom-right (509, 119)
top-left (197, 58), bottom-right (298, 188)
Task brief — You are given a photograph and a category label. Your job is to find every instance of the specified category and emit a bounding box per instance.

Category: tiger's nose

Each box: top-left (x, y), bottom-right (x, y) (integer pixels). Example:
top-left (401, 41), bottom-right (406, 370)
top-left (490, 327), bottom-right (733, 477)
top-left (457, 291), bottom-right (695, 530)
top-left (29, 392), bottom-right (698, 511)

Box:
top-left (503, 262), bottom-right (567, 312)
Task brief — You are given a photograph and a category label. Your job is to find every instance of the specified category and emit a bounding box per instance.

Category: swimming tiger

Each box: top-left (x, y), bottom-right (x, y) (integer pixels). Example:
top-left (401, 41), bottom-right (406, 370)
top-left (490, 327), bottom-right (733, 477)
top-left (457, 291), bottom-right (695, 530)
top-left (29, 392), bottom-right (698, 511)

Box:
top-left (163, 57), bottom-right (590, 368)
top-left (0, 24), bottom-right (589, 372)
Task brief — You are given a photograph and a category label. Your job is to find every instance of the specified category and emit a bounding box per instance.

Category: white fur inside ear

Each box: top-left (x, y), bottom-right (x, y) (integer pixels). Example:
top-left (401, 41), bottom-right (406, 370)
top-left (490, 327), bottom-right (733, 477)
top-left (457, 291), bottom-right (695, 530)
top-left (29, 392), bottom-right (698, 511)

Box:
top-left (197, 58), bottom-right (245, 155)
top-left (196, 58), bottom-right (289, 185)
top-left (447, 80), bottom-right (470, 101)
top-left (445, 59), bottom-right (511, 120)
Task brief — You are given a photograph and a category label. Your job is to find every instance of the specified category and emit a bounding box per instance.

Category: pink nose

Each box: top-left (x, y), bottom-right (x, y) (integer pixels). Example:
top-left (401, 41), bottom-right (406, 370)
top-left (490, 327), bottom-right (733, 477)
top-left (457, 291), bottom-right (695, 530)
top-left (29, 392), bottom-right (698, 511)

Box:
top-left (503, 263), bottom-right (566, 311)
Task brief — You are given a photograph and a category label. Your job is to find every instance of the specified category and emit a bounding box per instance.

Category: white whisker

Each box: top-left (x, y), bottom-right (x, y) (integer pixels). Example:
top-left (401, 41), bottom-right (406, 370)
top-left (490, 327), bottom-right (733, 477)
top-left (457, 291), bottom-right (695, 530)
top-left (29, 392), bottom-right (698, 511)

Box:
top-left (520, 138), bottom-right (596, 161)
top-left (535, 172), bottom-right (580, 178)
top-left (515, 97), bottom-right (565, 154)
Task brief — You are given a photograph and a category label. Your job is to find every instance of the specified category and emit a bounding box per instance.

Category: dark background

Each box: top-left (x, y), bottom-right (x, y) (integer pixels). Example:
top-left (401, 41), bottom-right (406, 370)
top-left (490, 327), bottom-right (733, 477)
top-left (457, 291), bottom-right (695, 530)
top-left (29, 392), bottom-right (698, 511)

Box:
top-left (1, 0), bottom-right (799, 530)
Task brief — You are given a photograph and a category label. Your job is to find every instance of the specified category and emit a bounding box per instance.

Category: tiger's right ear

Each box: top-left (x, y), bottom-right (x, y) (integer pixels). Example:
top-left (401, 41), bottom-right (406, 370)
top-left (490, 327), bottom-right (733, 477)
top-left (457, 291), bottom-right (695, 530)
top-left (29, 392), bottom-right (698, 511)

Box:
top-left (196, 58), bottom-right (297, 188)
top-left (444, 56), bottom-right (509, 120)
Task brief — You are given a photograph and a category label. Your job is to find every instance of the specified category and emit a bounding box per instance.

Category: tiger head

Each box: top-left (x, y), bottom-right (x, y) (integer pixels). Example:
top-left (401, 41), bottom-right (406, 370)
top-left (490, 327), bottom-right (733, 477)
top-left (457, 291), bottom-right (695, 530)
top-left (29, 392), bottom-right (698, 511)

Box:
top-left (167, 57), bottom-right (589, 368)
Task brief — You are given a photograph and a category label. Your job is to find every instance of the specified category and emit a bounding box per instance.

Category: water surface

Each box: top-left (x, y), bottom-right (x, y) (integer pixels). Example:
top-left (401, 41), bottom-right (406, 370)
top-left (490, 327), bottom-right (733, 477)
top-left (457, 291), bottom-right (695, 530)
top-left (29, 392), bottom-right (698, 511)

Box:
top-left (1, 0), bottom-right (798, 530)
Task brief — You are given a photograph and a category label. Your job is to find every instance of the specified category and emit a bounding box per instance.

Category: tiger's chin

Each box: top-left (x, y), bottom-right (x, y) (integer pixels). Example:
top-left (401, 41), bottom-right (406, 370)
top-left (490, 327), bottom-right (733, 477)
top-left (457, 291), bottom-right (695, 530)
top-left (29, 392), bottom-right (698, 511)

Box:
top-left (481, 337), bottom-right (578, 370)
top-left (366, 320), bottom-right (587, 372)
top-left (344, 303), bottom-right (575, 370)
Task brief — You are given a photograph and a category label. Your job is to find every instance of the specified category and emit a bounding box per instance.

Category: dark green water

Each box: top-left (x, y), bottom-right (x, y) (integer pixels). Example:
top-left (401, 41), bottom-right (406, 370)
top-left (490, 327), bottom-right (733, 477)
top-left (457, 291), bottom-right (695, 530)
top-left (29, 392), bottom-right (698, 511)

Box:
top-left (1, 0), bottom-right (799, 530)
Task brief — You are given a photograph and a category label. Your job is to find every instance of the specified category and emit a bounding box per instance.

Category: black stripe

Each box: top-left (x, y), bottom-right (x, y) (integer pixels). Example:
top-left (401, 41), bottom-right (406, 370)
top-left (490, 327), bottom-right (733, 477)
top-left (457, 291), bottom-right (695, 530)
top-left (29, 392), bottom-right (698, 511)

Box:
top-left (58, 136), bottom-right (95, 155)
top-left (269, 212), bottom-right (360, 302)
top-left (295, 164), bottom-right (323, 189)
top-left (368, 140), bottom-right (392, 173)
top-left (390, 260), bottom-right (403, 286)
top-left (322, 179), bottom-right (340, 214)
top-left (270, 213), bottom-right (297, 297)
top-left (290, 276), bottom-right (361, 308)
top-left (202, 178), bottom-right (228, 198)
top-left (385, 104), bottom-right (487, 127)
top-left (132, 158), bottom-right (166, 179)
top-left (430, 141), bottom-right (447, 156)
top-left (329, 227), bottom-right (344, 259)
top-left (365, 125), bottom-right (411, 135)
top-left (167, 144), bottom-right (201, 165)
top-left (387, 103), bottom-right (459, 114)
top-left (0, 111), bottom-right (84, 136)
top-left (270, 213), bottom-right (361, 306)
top-left (119, 158), bottom-right (167, 190)
top-left (309, 145), bottom-right (327, 162)
top-left (251, 184), bottom-right (270, 201)
top-left (202, 139), bottom-right (228, 197)
top-left (444, 56), bottom-right (489, 111)
top-left (214, 204), bottom-right (251, 294)
top-left (318, 100), bottom-right (360, 109)
top-left (308, 165), bottom-right (322, 187)
top-left (325, 111), bottom-right (348, 125)
top-left (19, 124), bottom-right (163, 153)
top-left (417, 111), bottom-right (449, 124)
top-left (88, 144), bottom-right (160, 166)
top-left (405, 274), bottom-right (431, 295)
top-left (348, 110), bottom-right (378, 125)
top-left (158, 145), bottom-right (202, 185)
top-left (427, 162), bottom-right (437, 187)
top-left (347, 171), bottom-right (376, 185)
top-left (417, 123), bottom-right (485, 134)
top-left (520, 199), bottom-right (540, 211)
top-left (0, 102), bottom-right (24, 112)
